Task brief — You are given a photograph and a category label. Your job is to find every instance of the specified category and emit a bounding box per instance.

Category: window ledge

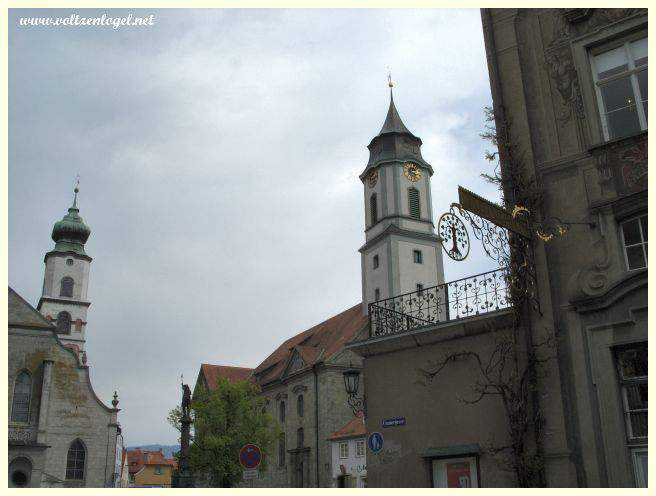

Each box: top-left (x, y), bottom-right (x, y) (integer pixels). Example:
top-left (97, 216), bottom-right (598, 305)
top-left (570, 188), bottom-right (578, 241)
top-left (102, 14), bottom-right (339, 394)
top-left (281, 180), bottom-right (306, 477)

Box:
top-left (588, 130), bottom-right (648, 153)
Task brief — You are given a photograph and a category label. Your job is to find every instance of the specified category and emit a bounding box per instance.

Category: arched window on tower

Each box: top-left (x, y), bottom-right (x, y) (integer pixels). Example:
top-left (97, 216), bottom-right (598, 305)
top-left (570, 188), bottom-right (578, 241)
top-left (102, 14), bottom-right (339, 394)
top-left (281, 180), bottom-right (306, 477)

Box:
top-left (370, 193), bottom-right (378, 225)
top-left (11, 371), bottom-right (32, 423)
top-left (297, 394), bottom-right (304, 418)
top-left (297, 427), bottom-right (304, 448)
top-left (408, 187), bottom-right (421, 219)
top-left (56, 312), bottom-right (72, 334)
top-left (60, 277), bottom-right (74, 298)
top-left (66, 439), bottom-right (86, 482)
top-left (279, 401), bottom-right (286, 424)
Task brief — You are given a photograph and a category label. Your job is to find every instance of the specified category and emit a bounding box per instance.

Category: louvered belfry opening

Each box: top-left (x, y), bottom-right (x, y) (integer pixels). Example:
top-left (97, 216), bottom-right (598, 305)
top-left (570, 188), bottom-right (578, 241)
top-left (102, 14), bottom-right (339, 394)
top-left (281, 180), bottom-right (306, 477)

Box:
top-left (370, 193), bottom-right (378, 224)
top-left (408, 187), bottom-right (420, 219)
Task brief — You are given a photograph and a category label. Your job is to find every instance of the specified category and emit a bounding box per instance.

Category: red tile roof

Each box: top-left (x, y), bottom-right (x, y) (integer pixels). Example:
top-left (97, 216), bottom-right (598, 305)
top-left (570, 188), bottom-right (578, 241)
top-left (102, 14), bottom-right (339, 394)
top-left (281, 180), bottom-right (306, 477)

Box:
top-left (328, 416), bottom-right (367, 441)
top-left (127, 449), bottom-right (176, 475)
top-left (199, 364), bottom-right (254, 391)
top-left (253, 303), bottom-right (366, 385)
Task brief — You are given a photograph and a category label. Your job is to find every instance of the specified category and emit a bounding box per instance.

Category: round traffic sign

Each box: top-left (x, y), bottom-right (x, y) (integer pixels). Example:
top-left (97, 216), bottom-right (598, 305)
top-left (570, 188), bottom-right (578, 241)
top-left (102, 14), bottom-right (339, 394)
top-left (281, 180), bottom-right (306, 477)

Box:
top-left (239, 444), bottom-right (262, 469)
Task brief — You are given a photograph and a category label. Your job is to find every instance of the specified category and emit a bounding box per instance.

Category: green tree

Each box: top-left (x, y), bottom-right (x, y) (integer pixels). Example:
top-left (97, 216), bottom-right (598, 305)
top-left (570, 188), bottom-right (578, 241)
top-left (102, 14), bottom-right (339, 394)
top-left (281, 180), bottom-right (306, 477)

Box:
top-left (168, 378), bottom-right (278, 487)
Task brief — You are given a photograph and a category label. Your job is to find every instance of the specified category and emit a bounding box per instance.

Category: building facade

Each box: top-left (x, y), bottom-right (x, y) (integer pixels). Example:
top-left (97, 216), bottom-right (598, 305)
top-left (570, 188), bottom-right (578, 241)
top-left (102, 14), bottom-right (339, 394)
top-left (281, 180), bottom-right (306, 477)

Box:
top-left (328, 416), bottom-right (367, 488)
top-left (8, 188), bottom-right (121, 488)
top-left (482, 7), bottom-right (648, 487)
top-left (127, 448), bottom-right (177, 487)
top-left (346, 7), bottom-right (647, 488)
top-left (197, 304), bottom-right (367, 488)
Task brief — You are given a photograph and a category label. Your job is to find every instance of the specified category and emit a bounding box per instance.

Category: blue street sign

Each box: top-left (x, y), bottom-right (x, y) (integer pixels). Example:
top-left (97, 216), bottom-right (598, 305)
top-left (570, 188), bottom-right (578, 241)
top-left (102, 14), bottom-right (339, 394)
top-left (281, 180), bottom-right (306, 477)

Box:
top-left (382, 417), bottom-right (406, 427)
top-left (368, 432), bottom-right (384, 453)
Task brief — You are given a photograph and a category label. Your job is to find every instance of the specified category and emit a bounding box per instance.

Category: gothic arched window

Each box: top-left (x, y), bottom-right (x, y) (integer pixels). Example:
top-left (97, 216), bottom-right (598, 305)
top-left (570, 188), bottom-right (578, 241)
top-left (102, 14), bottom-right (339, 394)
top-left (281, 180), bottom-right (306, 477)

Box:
top-left (278, 434), bottom-right (286, 467)
top-left (297, 427), bottom-right (304, 448)
top-left (297, 394), bottom-right (304, 418)
top-left (408, 187), bottom-right (420, 219)
top-left (279, 401), bottom-right (286, 424)
top-left (11, 371), bottom-right (32, 423)
top-left (60, 277), bottom-right (74, 298)
top-left (370, 194), bottom-right (378, 225)
top-left (56, 312), bottom-right (72, 334)
top-left (66, 439), bottom-right (86, 481)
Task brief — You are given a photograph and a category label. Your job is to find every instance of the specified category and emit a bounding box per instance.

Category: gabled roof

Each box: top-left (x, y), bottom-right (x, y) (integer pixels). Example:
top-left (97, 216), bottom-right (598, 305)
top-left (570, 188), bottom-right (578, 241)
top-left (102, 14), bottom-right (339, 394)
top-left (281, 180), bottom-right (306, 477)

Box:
top-left (199, 364), bottom-right (254, 391)
top-left (8, 286), bottom-right (54, 330)
top-left (328, 416), bottom-right (366, 441)
top-left (127, 449), bottom-right (176, 475)
top-left (253, 303), bottom-right (366, 386)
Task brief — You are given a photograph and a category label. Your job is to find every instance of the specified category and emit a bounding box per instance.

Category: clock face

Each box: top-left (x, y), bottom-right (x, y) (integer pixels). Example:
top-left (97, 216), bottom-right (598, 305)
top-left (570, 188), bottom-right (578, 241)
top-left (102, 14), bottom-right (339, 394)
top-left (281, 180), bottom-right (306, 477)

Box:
top-left (367, 169), bottom-right (379, 188)
top-left (403, 162), bottom-right (422, 182)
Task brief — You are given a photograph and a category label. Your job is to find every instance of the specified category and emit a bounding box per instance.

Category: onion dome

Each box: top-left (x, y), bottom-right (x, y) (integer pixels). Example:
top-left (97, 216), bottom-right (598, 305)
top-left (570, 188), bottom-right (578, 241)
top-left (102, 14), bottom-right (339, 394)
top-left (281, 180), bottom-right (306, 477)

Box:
top-left (50, 184), bottom-right (91, 256)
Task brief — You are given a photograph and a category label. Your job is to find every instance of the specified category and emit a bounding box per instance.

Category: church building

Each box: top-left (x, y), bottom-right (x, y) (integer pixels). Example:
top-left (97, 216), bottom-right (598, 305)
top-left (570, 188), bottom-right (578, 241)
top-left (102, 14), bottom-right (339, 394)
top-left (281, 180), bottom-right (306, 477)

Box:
top-left (8, 187), bottom-right (121, 488)
top-left (196, 86), bottom-right (444, 487)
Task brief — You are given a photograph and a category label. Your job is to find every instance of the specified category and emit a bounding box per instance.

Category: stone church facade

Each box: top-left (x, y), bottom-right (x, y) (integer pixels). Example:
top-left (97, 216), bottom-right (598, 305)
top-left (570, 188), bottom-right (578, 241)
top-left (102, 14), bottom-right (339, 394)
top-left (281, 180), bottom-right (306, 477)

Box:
top-left (8, 189), bottom-right (121, 488)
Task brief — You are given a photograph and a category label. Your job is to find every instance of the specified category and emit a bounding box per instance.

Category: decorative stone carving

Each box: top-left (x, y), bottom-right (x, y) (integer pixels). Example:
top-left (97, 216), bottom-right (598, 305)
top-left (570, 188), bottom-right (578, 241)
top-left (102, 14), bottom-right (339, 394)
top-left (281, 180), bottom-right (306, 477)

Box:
top-left (561, 9), bottom-right (593, 24)
top-left (9, 426), bottom-right (37, 444)
top-left (590, 133), bottom-right (648, 199)
top-left (544, 44), bottom-right (585, 123)
top-left (292, 384), bottom-right (308, 394)
top-left (568, 211), bottom-right (611, 301)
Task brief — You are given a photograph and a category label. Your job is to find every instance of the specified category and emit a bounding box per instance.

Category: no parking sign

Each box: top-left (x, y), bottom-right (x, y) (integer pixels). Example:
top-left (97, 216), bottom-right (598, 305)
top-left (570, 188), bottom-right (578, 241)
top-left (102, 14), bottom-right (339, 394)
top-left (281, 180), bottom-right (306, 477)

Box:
top-left (239, 443), bottom-right (262, 470)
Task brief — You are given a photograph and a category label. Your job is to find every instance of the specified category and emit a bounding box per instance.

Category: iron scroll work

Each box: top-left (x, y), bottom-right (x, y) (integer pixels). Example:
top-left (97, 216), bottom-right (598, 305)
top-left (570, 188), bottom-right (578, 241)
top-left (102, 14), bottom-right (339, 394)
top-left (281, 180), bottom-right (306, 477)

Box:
top-left (438, 213), bottom-right (470, 261)
top-left (444, 186), bottom-right (539, 312)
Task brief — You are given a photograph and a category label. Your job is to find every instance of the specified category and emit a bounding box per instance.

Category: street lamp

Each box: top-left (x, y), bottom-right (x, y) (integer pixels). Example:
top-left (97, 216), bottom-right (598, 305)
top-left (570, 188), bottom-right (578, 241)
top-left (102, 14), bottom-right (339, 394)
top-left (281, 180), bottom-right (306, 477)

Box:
top-left (343, 368), bottom-right (366, 418)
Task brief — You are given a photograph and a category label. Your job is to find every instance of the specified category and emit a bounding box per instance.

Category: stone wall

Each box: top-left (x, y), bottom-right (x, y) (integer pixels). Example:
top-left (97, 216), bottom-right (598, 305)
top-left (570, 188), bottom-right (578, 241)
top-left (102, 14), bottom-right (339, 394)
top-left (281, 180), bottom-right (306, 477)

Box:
top-left (8, 327), bottom-right (118, 487)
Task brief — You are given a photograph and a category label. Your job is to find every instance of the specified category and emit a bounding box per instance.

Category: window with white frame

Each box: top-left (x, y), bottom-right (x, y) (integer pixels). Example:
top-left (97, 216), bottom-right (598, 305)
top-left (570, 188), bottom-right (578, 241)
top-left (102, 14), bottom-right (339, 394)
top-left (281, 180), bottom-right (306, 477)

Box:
top-left (413, 249), bottom-right (423, 264)
top-left (356, 440), bottom-right (365, 458)
top-left (620, 214), bottom-right (647, 270)
top-left (591, 36), bottom-right (647, 141)
top-left (339, 442), bottom-right (349, 459)
top-left (615, 343), bottom-right (647, 441)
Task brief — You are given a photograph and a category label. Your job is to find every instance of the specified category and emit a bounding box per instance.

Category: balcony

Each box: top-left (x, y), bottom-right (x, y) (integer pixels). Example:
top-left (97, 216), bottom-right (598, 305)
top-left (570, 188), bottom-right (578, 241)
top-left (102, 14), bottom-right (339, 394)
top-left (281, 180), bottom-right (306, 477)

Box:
top-left (368, 268), bottom-right (511, 338)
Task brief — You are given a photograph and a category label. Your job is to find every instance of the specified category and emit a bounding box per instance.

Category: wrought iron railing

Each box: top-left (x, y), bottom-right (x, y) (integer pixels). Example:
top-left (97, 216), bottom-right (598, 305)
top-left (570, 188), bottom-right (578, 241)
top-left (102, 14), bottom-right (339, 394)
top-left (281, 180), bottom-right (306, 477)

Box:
top-left (369, 268), bottom-right (511, 337)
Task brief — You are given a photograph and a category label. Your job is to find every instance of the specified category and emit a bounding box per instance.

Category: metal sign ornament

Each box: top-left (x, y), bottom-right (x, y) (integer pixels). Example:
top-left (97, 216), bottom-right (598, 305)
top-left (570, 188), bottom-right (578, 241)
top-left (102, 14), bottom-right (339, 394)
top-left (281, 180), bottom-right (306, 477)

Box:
top-left (438, 213), bottom-right (470, 261)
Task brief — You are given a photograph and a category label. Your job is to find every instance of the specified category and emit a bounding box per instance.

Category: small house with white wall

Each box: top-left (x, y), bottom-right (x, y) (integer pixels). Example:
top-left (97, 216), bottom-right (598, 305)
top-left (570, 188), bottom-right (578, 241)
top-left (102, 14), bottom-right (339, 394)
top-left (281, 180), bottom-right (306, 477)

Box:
top-left (328, 417), bottom-right (367, 488)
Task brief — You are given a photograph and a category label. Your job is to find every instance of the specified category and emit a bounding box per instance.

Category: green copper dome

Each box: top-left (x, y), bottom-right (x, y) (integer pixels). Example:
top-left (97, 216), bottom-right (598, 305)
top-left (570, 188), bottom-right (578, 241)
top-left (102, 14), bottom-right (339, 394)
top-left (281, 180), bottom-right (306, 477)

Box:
top-left (50, 187), bottom-right (91, 256)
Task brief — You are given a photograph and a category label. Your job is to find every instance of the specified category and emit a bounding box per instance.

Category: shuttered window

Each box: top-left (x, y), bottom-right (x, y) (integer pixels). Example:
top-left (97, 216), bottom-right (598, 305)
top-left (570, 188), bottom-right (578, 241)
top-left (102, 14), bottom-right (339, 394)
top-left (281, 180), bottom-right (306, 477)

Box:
top-left (370, 194), bottom-right (378, 225)
top-left (408, 188), bottom-right (420, 219)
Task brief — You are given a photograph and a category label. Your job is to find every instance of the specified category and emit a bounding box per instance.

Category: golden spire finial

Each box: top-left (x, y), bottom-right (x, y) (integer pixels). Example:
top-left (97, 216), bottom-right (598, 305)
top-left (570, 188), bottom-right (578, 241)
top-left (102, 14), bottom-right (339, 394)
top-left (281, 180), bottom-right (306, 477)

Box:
top-left (387, 69), bottom-right (394, 88)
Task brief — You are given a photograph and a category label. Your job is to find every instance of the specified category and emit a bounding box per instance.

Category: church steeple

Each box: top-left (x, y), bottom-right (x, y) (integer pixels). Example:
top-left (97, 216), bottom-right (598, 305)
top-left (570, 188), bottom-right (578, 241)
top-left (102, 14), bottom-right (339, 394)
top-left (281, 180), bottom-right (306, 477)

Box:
top-left (358, 82), bottom-right (445, 314)
top-left (50, 181), bottom-right (92, 257)
top-left (38, 182), bottom-right (94, 356)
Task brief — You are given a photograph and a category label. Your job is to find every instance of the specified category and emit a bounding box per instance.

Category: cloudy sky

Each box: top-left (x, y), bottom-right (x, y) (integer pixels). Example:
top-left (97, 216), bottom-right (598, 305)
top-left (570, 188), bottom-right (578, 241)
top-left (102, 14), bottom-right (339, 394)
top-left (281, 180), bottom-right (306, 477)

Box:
top-left (9, 8), bottom-right (500, 445)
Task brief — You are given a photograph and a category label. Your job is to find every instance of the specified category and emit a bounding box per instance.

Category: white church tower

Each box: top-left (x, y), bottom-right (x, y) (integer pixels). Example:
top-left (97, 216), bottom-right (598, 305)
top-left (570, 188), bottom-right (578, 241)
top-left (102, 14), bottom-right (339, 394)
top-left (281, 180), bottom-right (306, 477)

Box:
top-left (359, 83), bottom-right (445, 314)
top-left (37, 183), bottom-right (93, 360)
